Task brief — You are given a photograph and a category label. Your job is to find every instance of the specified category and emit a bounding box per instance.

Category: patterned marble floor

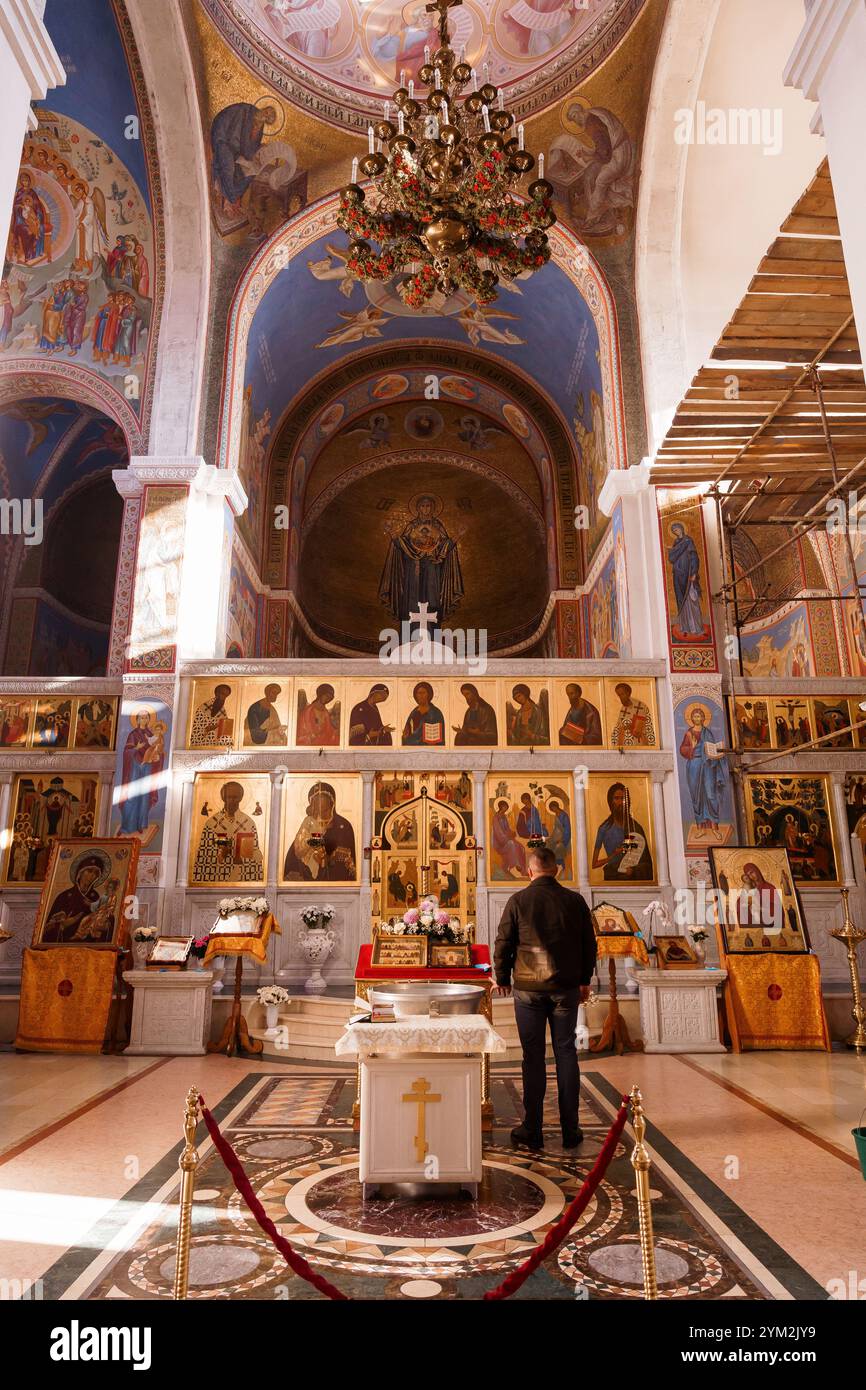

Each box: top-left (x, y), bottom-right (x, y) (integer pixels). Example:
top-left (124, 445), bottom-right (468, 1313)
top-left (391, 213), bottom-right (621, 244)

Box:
top-left (27, 1063), bottom-right (829, 1302)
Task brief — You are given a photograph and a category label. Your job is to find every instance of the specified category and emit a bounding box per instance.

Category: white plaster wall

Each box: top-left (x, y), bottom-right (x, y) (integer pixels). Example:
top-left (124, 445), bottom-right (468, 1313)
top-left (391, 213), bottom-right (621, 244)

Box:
top-left (637, 0), bottom-right (823, 452)
top-left (125, 0), bottom-right (211, 456)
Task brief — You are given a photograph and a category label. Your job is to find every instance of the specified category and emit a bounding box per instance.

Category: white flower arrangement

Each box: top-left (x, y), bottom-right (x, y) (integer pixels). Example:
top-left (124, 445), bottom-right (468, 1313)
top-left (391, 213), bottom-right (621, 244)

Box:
top-left (132, 924), bottom-right (157, 942)
top-left (218, 896), bottom-right (270, 917)
top-left (299, 903), bottom-right (336, 929)
top-left (641, 900), bottom-right (673, 957)
top-left (257, 985), bottom-right (289, 1007)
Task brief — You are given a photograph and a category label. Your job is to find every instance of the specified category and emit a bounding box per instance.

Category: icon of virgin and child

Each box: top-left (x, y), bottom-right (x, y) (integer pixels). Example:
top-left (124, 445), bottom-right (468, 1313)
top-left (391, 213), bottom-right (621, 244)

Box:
top-left (41, 848), bottom-right (122, 944)
top-left (284, 781), bottom-right (357, 882)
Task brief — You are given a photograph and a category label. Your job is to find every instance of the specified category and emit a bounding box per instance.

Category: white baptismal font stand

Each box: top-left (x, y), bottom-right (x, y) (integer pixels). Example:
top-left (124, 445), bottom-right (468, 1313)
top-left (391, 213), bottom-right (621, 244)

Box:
top-left (335, 1015), bottom-right (506, 1199)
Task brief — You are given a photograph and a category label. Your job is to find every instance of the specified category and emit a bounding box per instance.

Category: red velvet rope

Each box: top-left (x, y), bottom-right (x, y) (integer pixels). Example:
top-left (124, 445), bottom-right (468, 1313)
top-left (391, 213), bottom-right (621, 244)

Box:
top-left (197, 1097), bottom-right (349, 1301)
top-left (483, 1094), bottom-right (630, 1300)
top-left (196, 1092), bottom-right (629, 1302)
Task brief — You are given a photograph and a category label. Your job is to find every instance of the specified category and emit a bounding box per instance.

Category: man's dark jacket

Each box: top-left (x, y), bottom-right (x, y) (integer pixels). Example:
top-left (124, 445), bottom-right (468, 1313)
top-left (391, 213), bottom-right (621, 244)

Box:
top-left (494, 876), bottom-right (597, 993)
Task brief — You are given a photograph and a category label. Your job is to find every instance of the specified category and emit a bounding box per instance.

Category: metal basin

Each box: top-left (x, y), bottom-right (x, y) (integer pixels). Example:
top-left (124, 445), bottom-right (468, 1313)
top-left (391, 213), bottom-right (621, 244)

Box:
top-left (369, 982), bottom-right (485, 1018)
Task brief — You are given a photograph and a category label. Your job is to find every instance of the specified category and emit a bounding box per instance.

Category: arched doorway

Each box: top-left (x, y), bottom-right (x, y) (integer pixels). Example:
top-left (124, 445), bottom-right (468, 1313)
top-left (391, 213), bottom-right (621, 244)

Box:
top-left (0, 395), bottom-right (128, 674)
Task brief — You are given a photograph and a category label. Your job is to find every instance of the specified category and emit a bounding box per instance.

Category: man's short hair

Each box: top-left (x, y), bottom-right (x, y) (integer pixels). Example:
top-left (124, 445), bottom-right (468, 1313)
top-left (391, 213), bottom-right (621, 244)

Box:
top-left (529, 846), bottom-right (557, 873)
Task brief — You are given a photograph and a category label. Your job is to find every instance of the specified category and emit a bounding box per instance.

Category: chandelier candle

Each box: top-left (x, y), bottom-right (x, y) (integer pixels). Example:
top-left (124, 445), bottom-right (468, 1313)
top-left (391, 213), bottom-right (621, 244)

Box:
top-left (337, 0), bottom-right (555, 307)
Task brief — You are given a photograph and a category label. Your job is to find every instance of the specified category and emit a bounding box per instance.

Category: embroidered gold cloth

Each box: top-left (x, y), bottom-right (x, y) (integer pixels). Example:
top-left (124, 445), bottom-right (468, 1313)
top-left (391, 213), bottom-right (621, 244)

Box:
top-left (16, 946), bottom-right (117, 1053)
top-left (596, 935), bottom-right (650, 965)
top-left (203, 912), bottom-right (280, 967)
top-left (724, 953), bottom-right (830, 1050)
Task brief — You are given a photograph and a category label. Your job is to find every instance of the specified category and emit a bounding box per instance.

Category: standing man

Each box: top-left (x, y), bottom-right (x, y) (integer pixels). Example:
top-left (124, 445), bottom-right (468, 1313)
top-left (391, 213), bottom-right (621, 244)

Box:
top-left (494, 846), bottom-right (596, 1151)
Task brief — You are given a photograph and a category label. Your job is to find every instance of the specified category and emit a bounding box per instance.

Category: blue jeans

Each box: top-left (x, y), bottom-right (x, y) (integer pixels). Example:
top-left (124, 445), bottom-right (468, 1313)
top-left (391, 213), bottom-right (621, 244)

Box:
top-left (513, 988), bottom-right (581, 1138)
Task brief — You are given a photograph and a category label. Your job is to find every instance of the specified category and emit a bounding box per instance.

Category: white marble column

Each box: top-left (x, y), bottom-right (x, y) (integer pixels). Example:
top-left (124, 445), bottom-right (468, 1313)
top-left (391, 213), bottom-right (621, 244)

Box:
top-left (0, 0), bottom-right (64, 248)
top-left (651, 770), bottom-right (672, 888)
top-left (598, 461), bottom-right (669, 661)
top-left (786, 0), bottom-right (866, 347)
top-left (173, 775), bottom-right (195, 889)
top-left (360, 770), bottom-right (375, 886)
top-left (96, 771), bottom-right (113, 837)
top-left (471, 771), bottom-right (487, 886)
top-left (267, 771), bottom-right (283, 889)
top-left (572, 770), bottom-right (589, 890)
top-left (110, 458), bottom-right (247, 671)
top-left (831, 771), bottom-right (857, 888)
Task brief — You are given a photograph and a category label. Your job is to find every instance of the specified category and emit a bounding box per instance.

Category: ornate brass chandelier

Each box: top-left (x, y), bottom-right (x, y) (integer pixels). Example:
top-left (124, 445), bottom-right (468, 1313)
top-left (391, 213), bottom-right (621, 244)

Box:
top-left (337, 0), bottom-right (555, 309)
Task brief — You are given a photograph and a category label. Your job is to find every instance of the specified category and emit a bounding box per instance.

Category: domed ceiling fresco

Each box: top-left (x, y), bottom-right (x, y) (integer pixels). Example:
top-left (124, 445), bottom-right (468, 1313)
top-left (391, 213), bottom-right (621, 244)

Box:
top-left (204, 0), bottom-right (647, 126)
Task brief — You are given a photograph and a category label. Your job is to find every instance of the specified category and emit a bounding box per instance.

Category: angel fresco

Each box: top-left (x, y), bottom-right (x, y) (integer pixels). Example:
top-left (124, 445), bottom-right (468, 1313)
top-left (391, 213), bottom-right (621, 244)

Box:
top-left (71, 180), bottom-right (109, 274)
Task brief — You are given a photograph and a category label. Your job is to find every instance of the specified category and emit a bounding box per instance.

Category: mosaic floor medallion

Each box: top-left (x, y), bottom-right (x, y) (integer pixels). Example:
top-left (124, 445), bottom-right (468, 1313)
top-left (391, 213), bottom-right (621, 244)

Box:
top-left (51, 1066), bottom-right (810, 1301)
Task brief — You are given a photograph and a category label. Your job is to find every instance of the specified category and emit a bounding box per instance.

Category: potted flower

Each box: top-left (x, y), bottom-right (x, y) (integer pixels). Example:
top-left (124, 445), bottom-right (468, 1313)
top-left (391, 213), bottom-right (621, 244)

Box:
top-left (131, 923), bottom-right (157, 968)
top-left (257, 984), bottom-right (289, 1036)
top-left (188, 936), bottom-right (210, 971)
top-left (689, 927), bottom-right (709, 964)
top-left (298, 904), bottom-right (337, 994)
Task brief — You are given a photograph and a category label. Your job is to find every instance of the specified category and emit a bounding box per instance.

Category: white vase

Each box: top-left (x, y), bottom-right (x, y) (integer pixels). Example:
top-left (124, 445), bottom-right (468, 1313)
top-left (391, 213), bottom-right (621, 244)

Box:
top-left (624, 956), bottom-right (641, 993)
top-left (300, 927), bottom-right (335, 994)
top-left (574, 1003), bottom-right (590, 1052)
top-left (262, 1002), bottom-right (281, 1038)
top-left (211, 956), bottom-right (226, 993)
top-left (693, 939), bottom-right (706, 964)
top-left (132, 939), bottom-right (152, 969)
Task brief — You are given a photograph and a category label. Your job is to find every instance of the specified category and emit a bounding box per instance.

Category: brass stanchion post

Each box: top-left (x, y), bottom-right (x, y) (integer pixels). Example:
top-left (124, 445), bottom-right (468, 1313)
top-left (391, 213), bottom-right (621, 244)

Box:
top-left (830, 889), bottom-right (866, 1052)
top-left (173, 1085), bottom-right (200, 1300)
top-left (629, 1085), bottom-right (658, 1300)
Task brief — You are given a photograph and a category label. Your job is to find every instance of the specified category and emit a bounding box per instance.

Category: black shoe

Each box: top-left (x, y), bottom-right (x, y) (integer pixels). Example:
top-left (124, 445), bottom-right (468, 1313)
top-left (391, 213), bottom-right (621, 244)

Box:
top-left (562, 1127), bottom-right (584, 1149)
top-left (511, 1125), bottom-right (544, 1151)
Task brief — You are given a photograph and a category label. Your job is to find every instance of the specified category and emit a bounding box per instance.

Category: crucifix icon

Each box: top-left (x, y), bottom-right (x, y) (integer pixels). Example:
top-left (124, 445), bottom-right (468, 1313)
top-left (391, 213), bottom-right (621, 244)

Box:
top-left (401, 1076), bottom-right (441, 1163)
top-left (425, 0), bottom-right (462, 42)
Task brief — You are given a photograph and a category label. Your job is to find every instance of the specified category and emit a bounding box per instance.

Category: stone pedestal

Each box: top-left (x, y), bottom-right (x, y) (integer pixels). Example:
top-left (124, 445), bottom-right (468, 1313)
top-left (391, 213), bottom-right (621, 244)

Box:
top-left (123, 969), bottom-right (213, 1055)
top-left (638, 968), bottom-right (727, 1053)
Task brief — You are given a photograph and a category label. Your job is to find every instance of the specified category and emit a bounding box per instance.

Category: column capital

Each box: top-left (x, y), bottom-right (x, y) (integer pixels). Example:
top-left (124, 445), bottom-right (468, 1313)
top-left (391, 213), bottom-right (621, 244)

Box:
top-left (785, 0), bottom-right (861, 101)
top-left (117, 457), bottom-right (248, 515)
top-left (598, 459), bottom-right (651, 517)
top-left (0, 0), bottom-right (65, 110)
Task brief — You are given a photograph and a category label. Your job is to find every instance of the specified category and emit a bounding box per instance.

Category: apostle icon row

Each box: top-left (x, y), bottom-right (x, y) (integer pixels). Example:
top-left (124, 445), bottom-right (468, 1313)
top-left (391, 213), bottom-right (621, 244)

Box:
top-left (185, 677), bottom-right (661, 751)
top-left (0, 695), bottom-right (118, 751)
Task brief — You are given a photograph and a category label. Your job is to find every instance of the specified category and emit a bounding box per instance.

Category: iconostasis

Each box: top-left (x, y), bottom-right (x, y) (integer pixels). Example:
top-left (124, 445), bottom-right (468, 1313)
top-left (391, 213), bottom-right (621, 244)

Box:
top-left (184, 675), bottom-right (661, 751)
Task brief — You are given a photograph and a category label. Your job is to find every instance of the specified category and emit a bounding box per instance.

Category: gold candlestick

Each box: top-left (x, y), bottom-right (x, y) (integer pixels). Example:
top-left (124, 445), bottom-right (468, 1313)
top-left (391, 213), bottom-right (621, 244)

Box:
top-left (830, 889), bottom-right (866, 1052)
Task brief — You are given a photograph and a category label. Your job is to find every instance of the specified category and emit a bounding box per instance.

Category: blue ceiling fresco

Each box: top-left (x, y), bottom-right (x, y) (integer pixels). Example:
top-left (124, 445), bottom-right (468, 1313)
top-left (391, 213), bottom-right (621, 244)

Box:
top-left (40, 0), bottom-right (151, 209)
top-left (0, 398), bottom-right (127, 508)
top-left (243, 231), bottom-right (602, 441)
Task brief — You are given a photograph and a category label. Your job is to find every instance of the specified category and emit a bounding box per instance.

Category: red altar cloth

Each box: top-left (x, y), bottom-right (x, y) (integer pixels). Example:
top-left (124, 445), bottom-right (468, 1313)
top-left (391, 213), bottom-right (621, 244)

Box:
top-left (355, 943), bottom-right (491, 981)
